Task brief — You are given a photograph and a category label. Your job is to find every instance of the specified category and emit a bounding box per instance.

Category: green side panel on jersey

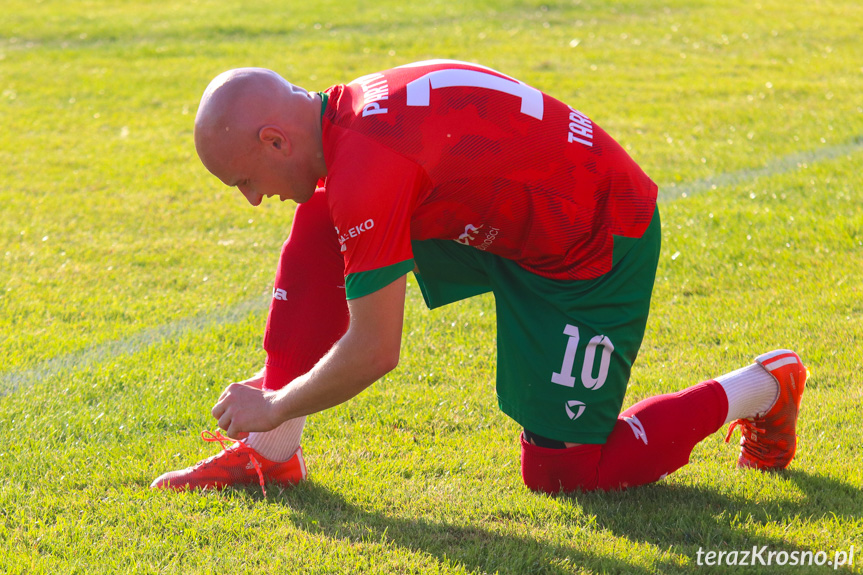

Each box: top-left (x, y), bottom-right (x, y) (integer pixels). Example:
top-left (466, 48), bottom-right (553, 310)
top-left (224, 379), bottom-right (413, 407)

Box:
top-left (414, 272), bottom-right (493, 310)
top-left (611, 232), bottom-right (640, 267)
top-left (412, 239), bottom-right (495, 309)
top-left (345, 259), bottom-right (414, 300)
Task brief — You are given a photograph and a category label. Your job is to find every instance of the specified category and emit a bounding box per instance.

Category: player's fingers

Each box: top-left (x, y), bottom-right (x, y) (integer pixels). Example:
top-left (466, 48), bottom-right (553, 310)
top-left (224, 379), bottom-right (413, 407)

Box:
top-left (213, 383), bottom-right (241, 419)
top-left (217, 384), bottom-right (234, 402)
top-left (217, 410), bottom-right (233, 433)
top-left (211, 399), bottom-right (225, 420)
top-left (224, 417), bottom-right (249, 441)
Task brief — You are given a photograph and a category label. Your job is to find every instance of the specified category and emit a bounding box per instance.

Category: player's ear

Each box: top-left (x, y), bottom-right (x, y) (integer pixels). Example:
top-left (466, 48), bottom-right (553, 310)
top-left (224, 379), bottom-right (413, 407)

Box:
top-left (259, 125), bottom-right (291, 155)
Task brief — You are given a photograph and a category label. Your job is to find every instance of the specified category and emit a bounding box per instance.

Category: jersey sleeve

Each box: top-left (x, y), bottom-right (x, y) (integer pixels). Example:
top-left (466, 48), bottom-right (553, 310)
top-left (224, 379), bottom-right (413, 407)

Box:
top-left (325, 130), bottom-right (428, 300)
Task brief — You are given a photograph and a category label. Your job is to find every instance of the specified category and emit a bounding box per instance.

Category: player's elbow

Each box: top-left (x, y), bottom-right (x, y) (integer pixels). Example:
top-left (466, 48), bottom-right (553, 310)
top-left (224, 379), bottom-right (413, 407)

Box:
top-left (369, 344), bottom-right (400, 378)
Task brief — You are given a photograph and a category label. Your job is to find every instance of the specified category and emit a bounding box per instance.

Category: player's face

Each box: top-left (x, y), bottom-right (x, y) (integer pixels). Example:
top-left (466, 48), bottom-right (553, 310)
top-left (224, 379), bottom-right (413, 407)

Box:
top-left (199, 121), bottom-right (318, 206)
top-left (230, 155), bottom-right (286, 207)
top-left (215, 143), bottom-right (307, 207)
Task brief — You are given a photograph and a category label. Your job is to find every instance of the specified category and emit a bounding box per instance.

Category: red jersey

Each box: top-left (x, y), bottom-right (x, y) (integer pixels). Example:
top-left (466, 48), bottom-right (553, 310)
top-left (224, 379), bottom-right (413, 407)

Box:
top-left (320, 60), bottom-right (657, 300)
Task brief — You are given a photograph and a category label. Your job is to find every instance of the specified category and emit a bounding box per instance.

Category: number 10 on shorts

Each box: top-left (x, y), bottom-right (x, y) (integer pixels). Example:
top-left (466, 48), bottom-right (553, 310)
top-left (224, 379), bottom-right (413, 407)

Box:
top-left (551, 324), bottom-right (614, 390)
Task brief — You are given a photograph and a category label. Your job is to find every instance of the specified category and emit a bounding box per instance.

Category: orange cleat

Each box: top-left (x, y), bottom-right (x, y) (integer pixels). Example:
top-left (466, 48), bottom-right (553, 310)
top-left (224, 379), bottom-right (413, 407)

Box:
top-left (150, 431), bottom-right (306, 496)
top-left (725, 350), bottom-right (808, 470)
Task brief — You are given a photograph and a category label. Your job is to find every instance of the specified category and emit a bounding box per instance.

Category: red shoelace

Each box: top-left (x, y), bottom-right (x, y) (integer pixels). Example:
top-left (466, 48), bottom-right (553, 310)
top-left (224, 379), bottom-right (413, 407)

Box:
top-left (724, 419), bottom-right (769, 456)
top-left (201, 430), bottom-right (267, 496)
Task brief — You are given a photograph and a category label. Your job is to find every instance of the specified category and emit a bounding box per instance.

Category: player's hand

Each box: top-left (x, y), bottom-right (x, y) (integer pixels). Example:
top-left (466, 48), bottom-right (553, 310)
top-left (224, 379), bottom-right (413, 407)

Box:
top-left (211, 382), bottom-right (281, 440)
top-left (237, 371), bottom-right (265, 390)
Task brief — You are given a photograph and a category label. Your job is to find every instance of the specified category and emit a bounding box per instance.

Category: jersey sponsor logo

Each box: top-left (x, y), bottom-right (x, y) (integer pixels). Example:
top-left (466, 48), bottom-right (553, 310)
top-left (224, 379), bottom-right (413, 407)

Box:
top-left (336, 219), bottom-right (375, 253)
top-left (455, 223), bottom-right (500, 251)
top-left (273, 288), bottom-right (288, 301)
top-left (623, 415), bottom-right (648, 445)
top-left (476, 227), bottom-right (500, 251)
top-left (351, 73), bottom-right (389, 117)
top-left (567, 106), bottom-right (594, 147)
top-left (565, 400), bottom-right (587, 420)
top-left (455, 223), bottom-right (482, 245)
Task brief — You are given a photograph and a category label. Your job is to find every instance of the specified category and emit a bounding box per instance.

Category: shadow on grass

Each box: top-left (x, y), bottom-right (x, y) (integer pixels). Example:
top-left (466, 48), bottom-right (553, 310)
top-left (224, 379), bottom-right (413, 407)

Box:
top-left (266, 468), bottom-right (860, 574)
top-left (567, 468), bottom-right (861, 574)
top-left (278, 481), bottom-right (682, 575)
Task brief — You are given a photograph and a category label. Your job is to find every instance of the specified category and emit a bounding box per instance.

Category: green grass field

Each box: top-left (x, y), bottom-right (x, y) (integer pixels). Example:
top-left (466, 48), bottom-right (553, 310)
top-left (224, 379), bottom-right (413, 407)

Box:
top-left (1, 0), bottom-right (862, 572)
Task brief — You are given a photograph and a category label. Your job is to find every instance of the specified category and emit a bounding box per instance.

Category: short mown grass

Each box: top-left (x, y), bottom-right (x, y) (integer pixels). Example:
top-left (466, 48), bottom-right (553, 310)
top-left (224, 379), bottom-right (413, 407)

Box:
top-left (1, 0), bottom-right (861, 573)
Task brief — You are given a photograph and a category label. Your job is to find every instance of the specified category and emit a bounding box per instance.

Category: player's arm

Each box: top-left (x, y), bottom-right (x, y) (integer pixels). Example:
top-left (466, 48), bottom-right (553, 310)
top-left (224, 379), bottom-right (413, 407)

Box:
top-left (212, 275), bottom-right (406, 437)
top-left (271, 274), bottom-right (406, 417)
top-left (240, 368), bottom-right (266, 389)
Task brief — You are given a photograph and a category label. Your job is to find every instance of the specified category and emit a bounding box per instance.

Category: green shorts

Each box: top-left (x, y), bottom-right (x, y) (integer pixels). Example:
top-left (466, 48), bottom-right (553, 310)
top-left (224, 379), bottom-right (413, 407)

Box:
top-left (412, 207), bottom-right (661, 444)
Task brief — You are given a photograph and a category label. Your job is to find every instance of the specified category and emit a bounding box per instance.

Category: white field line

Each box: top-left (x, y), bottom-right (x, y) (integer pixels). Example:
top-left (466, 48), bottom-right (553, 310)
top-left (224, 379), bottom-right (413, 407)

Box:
top-left (657, 137), bottom-right (863, 202)
top-left (0, 294), bottom-right (270, 396)
top-left (1, 138), bottom-right (861, 395)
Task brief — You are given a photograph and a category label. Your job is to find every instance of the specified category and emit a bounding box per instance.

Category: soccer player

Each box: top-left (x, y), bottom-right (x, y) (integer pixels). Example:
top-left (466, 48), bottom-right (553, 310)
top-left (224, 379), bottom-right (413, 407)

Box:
top-left (151, 61), bottom-right (807, 494)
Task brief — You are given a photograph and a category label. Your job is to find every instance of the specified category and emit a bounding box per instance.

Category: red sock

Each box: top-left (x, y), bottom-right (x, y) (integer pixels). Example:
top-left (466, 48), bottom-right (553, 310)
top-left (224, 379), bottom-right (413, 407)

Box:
top-left (521, 380), bottom-right (728, 492)
top-left (262, 190), bottom-right (350, 391)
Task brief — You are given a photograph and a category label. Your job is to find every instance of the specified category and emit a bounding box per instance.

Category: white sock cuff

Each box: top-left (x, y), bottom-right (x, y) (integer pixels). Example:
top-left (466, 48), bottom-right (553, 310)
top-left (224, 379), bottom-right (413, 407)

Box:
top-left (245, 416), bottom-right (306, 462)
top-left (717, 363), bottom-right (779, 424)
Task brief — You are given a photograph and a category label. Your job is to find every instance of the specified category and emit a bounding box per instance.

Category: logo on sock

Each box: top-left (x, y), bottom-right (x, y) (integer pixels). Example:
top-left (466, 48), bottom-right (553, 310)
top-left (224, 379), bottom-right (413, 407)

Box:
top-left (623, 415), bottom-right (648, 445)
top-left (565, 400), bottom-right (586, 420)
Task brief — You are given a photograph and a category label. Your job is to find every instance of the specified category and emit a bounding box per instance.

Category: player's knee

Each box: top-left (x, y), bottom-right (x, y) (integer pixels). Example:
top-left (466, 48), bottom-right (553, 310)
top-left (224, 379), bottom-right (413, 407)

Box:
top-left (519, 433), bottom-right (603, 493)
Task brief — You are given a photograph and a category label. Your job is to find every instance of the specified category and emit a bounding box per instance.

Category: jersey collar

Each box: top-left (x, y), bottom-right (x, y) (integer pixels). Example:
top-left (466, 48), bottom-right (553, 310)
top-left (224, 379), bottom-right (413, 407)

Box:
top-left (318, 91), bottom-right (329, 124)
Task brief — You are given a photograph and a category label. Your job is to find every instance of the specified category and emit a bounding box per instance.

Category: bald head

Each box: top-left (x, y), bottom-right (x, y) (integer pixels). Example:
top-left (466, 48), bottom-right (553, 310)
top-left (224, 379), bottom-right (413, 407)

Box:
top-left (193, 68), bottom-right (326, 205)
top-left (195, 68), bottom-right (292, 168)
